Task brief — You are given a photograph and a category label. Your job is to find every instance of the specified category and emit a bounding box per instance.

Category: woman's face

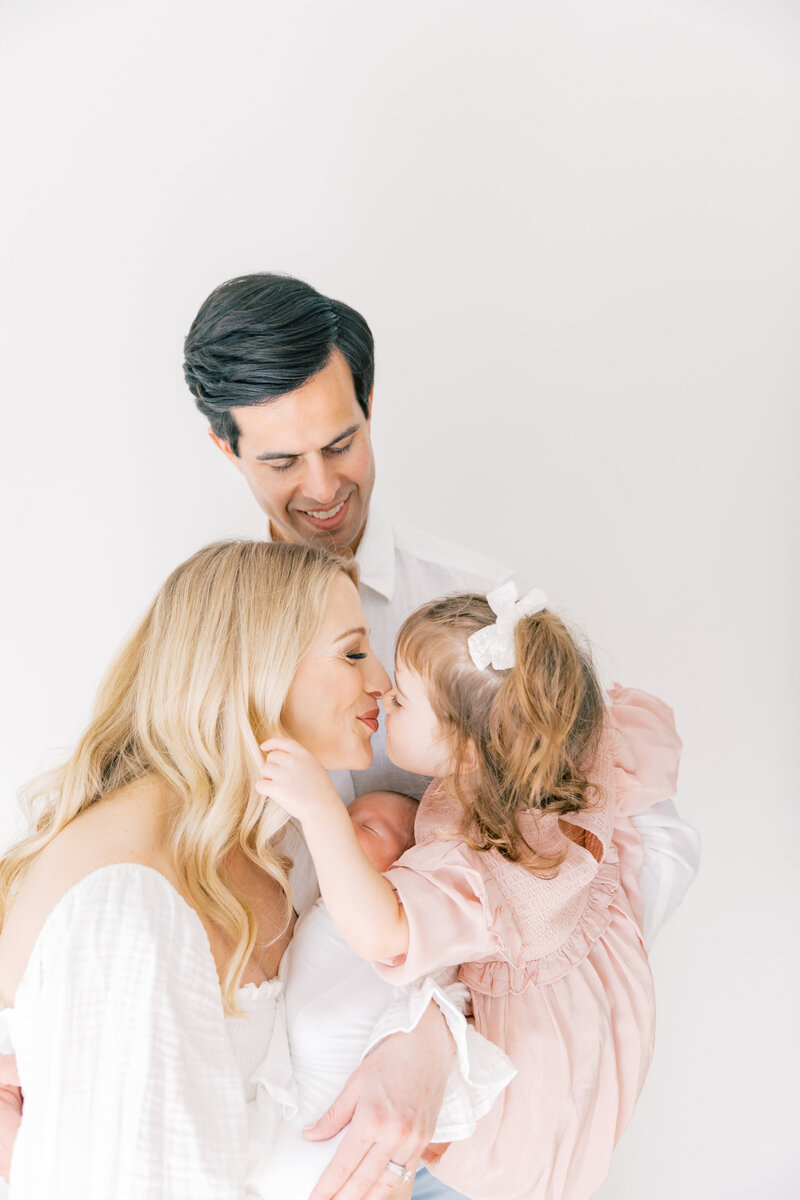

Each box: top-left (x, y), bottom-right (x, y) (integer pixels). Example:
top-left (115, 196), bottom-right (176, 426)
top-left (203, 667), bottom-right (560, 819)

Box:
top-left (282, 574), bottom-right (391, 769)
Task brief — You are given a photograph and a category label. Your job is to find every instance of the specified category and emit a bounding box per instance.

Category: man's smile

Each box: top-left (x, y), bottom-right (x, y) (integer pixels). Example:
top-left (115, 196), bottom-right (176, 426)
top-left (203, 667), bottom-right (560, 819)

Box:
top-left (304, 500), bottom-right (345, 520)
top-left (297, 493), bottom-right (352, 530)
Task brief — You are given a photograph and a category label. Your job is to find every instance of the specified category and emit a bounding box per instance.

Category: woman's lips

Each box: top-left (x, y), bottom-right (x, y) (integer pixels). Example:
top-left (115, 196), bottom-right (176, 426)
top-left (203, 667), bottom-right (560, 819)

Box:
top-left (357, 709), bottom-right (380, 734)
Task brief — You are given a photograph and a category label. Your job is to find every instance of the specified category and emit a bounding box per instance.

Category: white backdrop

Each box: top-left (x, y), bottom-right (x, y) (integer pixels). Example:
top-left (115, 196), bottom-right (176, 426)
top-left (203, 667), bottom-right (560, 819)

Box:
top-left (1, 1), bottom-right (798, 1197)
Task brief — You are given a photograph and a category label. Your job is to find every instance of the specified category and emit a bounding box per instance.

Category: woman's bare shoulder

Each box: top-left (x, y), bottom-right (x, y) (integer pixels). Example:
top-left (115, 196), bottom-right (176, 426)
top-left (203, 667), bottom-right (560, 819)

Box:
top-left (0, 781), bottom-right (176, 1004)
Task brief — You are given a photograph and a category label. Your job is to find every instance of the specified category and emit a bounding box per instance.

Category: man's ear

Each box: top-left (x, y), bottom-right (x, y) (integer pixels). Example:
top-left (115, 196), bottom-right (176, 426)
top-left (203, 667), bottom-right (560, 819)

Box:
top-left (208, 428), bottom-right (243, 472)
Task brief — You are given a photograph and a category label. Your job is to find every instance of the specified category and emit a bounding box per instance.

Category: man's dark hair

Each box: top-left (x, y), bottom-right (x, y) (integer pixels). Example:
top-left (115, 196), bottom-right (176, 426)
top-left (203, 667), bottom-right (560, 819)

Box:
top-left (183, 273), bottom-right (374, 455)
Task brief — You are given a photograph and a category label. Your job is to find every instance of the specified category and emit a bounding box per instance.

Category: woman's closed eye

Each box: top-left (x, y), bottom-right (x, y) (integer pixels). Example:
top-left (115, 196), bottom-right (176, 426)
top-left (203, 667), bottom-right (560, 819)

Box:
top-left (346, 651), bottom-right (367, 662)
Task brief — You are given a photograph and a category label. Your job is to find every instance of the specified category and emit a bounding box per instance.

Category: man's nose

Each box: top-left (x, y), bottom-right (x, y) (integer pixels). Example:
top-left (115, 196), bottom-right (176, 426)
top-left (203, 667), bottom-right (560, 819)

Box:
top-left (302, 454), bottom-right (340, 506)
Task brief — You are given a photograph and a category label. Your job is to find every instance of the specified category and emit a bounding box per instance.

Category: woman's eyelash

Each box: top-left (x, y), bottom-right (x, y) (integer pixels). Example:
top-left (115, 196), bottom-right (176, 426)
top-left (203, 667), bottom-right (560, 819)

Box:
top-left (346, 651), bottom-right (367, 661)
top-left (390, 694), bottom-right (402, 707)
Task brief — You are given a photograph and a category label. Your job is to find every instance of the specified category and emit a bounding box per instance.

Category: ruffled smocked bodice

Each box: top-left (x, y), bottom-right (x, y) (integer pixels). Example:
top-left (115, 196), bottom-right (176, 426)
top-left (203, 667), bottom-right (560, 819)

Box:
top-left (379, 685), bottom-right (681, 997)
top-left (409, 770), bottom-right (620, 995)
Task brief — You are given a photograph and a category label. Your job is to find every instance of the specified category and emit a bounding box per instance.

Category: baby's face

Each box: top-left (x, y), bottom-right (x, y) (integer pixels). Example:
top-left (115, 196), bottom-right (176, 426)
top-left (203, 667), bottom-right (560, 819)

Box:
top-left (348, 791), bottom-right (417, 873)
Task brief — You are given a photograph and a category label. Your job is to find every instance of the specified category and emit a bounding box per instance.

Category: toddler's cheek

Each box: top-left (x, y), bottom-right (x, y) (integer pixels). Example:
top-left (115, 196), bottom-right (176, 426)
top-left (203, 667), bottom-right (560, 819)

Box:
top-left (385, 727), bottom-right (402, 764)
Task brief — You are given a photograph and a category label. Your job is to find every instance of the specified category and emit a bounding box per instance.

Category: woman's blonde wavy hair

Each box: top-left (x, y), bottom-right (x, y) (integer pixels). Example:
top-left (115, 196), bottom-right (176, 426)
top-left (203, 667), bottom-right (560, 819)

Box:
top-left (396, 594), bottom-right (605, 875)
top-left (0, 540), bottom-right (358, 1013)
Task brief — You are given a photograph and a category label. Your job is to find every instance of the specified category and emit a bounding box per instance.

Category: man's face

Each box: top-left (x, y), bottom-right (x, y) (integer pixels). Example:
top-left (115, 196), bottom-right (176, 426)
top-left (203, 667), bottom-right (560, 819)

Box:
top-left (212, 348), bottom-right (376, 554)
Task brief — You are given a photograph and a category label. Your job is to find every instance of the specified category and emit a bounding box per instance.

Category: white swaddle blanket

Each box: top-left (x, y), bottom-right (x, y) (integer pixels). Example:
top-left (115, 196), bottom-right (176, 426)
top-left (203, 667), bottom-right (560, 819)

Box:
top-left (246, 898), bottom-right (515, 1199)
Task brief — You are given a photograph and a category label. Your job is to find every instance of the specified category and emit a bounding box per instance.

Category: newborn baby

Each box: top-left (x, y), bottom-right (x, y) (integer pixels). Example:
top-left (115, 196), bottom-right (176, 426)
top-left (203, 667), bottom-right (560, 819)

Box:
top-left (246, 791), bottom-right (514, 1199)
top-left (347, 790), bottom-right (418, 872)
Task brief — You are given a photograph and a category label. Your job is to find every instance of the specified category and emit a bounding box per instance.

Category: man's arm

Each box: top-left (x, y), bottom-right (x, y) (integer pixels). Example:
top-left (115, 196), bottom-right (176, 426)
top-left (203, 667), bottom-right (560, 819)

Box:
top-left (632, 798), bottom-right (701, 947)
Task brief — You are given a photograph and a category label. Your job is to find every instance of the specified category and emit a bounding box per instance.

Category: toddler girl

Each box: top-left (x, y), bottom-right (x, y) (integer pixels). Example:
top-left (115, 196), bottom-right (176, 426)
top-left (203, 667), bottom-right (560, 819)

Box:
top-left (261, 583), bottom-right (682, 1200)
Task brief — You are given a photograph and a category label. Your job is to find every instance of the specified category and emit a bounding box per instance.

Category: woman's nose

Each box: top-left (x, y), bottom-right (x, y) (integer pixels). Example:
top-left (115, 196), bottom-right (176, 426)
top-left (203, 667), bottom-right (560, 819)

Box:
top-left (365, 651), bottom-right (392, 697)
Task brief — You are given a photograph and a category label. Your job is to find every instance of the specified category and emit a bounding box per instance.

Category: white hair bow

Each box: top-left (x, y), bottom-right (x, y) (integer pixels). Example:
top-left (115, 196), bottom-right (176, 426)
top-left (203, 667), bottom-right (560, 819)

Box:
top-left (467, 581), bottom-right (548, 671)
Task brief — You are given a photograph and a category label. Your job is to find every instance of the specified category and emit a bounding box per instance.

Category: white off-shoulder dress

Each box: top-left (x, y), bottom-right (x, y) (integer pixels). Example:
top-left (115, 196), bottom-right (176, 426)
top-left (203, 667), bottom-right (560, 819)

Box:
top-left (0, 815), bottom-right (325, 1198)
top-left (2, 863), bottom-right (252, 1198)
top-left (0, 824), bottom-right (509, 1199)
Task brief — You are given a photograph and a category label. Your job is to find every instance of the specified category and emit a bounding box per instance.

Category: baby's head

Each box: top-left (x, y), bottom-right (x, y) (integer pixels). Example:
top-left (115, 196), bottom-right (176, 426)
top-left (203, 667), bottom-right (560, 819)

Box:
top-left (348, 790), bottom-right (418, 872)
top-left (383, 593), bottom-right (604, 847)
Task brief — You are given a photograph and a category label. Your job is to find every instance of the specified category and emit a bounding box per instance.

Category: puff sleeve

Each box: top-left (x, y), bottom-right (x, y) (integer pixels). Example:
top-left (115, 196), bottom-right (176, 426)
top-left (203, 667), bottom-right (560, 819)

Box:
top-left (4, 864), bottom-right (247, 1199)
top-left (606, 683), bottom-right (682, 818)
top-left (374, 841), bottom-right (501, 987)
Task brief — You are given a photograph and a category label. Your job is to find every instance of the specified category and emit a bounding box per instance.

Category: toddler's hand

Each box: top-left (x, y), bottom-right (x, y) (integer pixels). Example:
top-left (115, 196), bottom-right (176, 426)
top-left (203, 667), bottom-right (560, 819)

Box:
top-left (256, 737), bottom-right (340, 821)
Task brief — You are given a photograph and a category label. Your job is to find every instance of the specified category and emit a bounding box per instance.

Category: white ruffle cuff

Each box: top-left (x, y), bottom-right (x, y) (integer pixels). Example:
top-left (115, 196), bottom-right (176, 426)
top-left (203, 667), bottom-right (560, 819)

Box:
top-left (364, 970), bottom-right (516, 1141)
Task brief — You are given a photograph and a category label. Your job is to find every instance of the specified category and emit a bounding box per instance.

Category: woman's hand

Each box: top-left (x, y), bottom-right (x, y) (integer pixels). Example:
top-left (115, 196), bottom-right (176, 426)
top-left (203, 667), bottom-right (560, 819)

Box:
top-left (303, 1001), bottom-right (455, 1200)
top-left (256, 737), bottom-right (340, 821)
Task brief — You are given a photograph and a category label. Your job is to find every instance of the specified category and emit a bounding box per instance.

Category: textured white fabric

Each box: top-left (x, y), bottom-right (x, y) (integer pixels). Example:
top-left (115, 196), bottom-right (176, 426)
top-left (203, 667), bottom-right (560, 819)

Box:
top-left (2, 864), bottom-right (249, 1199)
top-left (633, 797), bottom-right (702, 948)
top-left (227, 980), bottom-right (283, 1104)
top-left (0, 839), bottom-right (491, 1198)
top-left (364, 972), bottom-right (517, 1141)
top-left (245, 901), bottom-right (514, 1200)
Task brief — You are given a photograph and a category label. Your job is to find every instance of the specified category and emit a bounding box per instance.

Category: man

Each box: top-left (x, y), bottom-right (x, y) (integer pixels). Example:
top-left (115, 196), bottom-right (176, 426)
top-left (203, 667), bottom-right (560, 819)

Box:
top-left (183, 273), bottom-right (514, 805)
top-left (182, 272), bottom-right (700, 1200)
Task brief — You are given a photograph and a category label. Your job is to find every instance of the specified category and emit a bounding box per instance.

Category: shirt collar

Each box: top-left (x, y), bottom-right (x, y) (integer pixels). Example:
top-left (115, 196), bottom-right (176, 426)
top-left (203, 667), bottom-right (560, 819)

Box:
top-left (266, 503), bottom-right (396, 602)
top-left (355, 502), bottom-right (395, 601)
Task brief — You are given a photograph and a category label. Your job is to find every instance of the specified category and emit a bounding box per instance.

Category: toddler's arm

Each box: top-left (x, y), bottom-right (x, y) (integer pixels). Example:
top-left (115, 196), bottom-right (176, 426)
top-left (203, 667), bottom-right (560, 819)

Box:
top-left (258, 738), bottom-right (410, 960)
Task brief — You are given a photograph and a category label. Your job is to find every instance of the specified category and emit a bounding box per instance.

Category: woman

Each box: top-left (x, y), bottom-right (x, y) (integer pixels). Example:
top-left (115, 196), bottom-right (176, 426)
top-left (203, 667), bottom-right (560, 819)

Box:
top-left (0, 540), bottom-right (457, 1198)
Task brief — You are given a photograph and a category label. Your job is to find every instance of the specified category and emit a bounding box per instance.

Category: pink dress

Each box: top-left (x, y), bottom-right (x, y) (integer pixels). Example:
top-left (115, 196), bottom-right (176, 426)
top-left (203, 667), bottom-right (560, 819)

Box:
top-left (375, 685), bottom-right (682, 1200)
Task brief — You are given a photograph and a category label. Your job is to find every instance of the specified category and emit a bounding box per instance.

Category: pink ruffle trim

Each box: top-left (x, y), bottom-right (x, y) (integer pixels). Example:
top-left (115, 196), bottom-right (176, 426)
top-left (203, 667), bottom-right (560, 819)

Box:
top-left (460, 843), bottom-right (621, 995)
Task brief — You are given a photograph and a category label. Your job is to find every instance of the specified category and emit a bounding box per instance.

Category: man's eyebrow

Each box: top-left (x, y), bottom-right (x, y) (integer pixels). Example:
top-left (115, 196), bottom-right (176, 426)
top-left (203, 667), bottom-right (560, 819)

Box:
top-left (255, 425), bottom-right (361, 462)
top-left (334, 626), bottom-right (368, 643)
